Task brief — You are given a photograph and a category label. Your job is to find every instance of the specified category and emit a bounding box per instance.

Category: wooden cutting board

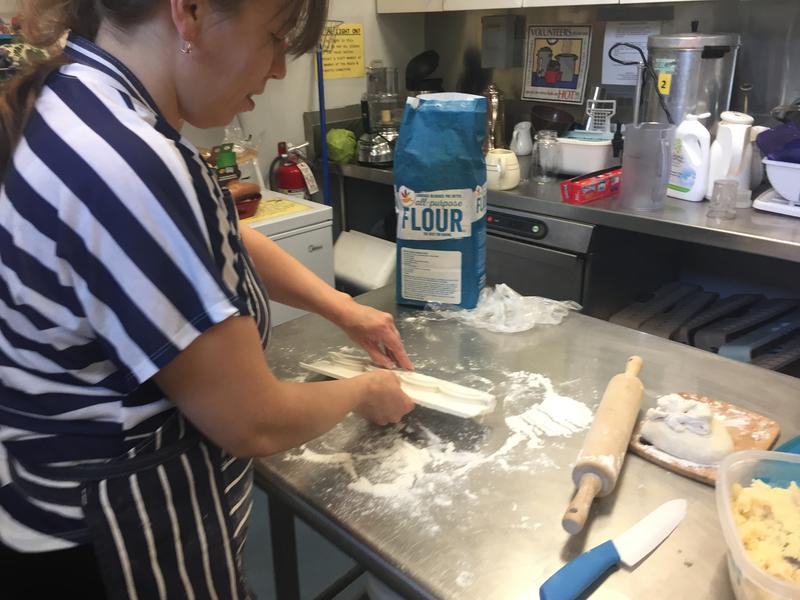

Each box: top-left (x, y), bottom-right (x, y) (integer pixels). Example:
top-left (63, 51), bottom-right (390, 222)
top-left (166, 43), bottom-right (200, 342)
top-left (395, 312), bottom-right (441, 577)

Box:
top-left (629, 392), bottom-right (781, 486)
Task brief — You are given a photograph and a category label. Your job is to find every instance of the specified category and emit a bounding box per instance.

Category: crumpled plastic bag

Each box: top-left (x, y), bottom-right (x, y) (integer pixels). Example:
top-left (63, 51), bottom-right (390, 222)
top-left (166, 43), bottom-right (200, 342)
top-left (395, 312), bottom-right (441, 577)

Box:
top-left (424, 284), bottom-right (581, 333)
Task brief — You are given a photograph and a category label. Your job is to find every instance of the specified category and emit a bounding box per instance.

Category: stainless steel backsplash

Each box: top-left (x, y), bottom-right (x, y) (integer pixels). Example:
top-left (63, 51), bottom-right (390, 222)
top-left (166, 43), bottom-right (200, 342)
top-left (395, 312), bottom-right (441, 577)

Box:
top-left (422, 0), bottom-right (799, 128)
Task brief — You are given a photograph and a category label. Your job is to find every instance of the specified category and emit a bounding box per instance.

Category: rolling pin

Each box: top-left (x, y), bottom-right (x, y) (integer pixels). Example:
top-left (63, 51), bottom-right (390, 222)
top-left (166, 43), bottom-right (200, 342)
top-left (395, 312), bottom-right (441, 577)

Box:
top-left (562, 356), bottom-right (644, 535)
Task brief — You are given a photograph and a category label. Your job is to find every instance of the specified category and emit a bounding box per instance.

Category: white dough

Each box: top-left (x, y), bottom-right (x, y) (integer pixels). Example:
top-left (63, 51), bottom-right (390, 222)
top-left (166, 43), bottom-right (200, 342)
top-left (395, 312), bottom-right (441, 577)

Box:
top-left (641, 395), bottom-right (735, 465)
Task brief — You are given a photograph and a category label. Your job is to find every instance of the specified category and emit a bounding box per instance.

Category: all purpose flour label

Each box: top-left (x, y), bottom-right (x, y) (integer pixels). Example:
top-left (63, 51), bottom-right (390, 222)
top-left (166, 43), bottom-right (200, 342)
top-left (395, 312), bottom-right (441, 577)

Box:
top-left (393, 93), bottom-right (488, 309)
top-left (397, 185), bottom-right (486, 305)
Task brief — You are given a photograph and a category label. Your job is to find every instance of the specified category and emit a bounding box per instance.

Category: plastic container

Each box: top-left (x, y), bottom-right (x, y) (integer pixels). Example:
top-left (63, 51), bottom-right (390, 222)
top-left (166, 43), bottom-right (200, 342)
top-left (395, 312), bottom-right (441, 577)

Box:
top-left (763, 159), bottom-right (800, 203)
top-left (556, 138), bottom-right (616, 176)
top-left (667, 112), bottom-right (711, 202)
top-left (716, 450), bottom-right (800, 600)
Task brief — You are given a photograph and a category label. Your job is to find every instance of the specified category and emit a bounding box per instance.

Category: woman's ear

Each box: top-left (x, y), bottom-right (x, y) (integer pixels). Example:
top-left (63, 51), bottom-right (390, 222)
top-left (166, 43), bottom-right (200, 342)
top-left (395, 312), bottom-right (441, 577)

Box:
top-left (169, 0), bottom-right (208, 45)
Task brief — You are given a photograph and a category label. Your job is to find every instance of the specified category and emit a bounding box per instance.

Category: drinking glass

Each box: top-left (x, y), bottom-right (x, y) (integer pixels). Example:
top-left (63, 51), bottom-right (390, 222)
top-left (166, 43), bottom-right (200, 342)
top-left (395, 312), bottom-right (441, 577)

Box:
top-left (533, 130), bottom-right (559, 183)
top-left (707, 179), bottom-right (738, 220)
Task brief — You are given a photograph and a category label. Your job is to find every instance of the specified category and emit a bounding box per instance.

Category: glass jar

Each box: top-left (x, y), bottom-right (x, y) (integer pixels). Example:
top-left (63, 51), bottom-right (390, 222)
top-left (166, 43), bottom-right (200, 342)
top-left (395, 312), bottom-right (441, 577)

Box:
top-left (533, 130), bottom-right (560, 183)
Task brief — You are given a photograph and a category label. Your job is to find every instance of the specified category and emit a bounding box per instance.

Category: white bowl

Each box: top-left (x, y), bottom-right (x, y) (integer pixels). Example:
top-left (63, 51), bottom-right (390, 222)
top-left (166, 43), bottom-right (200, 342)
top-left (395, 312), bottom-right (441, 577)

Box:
top-left (557, 138), bottom-right (618, 176)
top-left (763, 159), bottom-right (800, 203)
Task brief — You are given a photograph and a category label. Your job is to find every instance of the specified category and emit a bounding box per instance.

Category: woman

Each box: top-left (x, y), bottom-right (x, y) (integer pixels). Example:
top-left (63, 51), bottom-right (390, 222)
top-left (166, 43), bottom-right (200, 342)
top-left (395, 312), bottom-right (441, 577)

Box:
top-left (0, 0), bottom-right (414, 597)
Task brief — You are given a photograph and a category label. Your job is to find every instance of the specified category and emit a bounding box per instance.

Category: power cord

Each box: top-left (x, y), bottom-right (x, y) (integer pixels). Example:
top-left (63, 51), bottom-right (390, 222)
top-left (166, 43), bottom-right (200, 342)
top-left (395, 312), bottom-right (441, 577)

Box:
top-left (608, 42), bottom-right (674, 125)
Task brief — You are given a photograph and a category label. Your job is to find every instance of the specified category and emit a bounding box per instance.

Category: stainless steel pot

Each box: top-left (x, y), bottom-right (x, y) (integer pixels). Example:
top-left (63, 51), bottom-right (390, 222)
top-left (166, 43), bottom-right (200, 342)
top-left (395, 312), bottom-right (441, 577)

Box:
top-left (357, 129), bottom-right (397, 168)
top-left (643, 33), bottom-right (740, 130)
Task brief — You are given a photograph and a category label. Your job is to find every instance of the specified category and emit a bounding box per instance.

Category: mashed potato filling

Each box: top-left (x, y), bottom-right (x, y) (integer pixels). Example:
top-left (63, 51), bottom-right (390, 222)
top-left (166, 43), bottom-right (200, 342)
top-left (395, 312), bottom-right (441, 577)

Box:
top-left (731, 479), bottom-right (800, 585)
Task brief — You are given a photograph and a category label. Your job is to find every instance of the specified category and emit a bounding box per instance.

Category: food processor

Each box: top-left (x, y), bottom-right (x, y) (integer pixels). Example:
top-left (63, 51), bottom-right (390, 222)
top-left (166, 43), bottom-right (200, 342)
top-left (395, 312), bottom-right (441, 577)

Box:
top-left (357, 61), bottom-right (403, 168)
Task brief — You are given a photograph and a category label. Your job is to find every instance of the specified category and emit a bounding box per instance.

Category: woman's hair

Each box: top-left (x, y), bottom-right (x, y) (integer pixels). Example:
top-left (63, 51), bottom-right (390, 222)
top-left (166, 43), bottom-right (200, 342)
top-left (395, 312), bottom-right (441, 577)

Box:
top-left (0, 0), bottom-right (328, 176)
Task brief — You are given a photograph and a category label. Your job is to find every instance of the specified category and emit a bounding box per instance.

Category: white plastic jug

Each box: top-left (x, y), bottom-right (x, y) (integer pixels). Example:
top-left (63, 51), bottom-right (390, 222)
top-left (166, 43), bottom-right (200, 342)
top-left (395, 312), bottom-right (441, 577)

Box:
top-left (706, 111), bottom-right (754, 199)
top-left (510, 121), bottom-right (534, 156)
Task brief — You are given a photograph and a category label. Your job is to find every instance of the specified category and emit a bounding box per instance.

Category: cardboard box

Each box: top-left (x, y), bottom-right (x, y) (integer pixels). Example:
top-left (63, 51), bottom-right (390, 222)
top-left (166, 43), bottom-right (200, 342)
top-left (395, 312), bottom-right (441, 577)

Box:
top-left (560, 167), bottom-right (621, 205)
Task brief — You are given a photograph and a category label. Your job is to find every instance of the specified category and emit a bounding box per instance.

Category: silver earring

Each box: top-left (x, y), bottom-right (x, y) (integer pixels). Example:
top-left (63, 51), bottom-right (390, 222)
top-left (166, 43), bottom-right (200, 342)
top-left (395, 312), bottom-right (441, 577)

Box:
top-left (179, 40), bottom-right (193, 54)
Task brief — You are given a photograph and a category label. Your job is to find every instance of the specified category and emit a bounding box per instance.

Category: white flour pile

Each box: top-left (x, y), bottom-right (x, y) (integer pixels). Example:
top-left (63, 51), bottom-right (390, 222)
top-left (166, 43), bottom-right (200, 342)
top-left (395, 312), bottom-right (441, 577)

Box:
top-left (503, 371), bottom-right (594, 448)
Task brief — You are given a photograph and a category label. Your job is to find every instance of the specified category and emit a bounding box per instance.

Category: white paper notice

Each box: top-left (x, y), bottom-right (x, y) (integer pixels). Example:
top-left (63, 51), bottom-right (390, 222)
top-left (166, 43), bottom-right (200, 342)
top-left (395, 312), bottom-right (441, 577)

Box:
top-left (602, 22), bottom-right (662, 86)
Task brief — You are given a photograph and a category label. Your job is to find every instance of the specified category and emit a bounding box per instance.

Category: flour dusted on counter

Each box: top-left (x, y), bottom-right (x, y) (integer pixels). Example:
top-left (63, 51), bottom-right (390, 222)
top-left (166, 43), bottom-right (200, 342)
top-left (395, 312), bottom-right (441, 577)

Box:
top-left (284, 419), bottom-right (539, 507)
top-left (348, 439), bottom-right (432, 497)
top-left (503, 370), bottom-right (594, 446)
top-left (394, 93), bottom-right (487, 309)
top-left (288, 447), bottom-right (358, 480)
top-left (286, 371), bottom-right (592, 499)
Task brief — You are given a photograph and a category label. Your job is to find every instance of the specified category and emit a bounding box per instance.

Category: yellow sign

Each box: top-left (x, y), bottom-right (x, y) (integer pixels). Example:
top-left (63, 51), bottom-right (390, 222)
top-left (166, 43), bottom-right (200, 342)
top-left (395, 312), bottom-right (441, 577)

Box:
top-left (322, 23), bottom-right (364, 80)
top-left (242, 198), bottom-right (311, 223)
top-left (657, 72), bottom-right (672, 96)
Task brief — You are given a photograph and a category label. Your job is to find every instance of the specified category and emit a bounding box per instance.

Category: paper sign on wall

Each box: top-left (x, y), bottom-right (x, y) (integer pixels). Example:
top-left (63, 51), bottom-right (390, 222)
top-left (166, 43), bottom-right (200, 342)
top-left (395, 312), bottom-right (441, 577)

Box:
top-left (322, 23), bottom-right (364, 80)
top-left (601, 21), bottom-right (662, 86)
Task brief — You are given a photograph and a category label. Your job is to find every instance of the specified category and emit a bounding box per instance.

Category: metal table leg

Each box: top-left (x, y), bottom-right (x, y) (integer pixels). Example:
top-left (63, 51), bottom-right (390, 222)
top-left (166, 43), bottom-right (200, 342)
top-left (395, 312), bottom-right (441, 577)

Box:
top-left (268, 494), bottom-right (301, 600)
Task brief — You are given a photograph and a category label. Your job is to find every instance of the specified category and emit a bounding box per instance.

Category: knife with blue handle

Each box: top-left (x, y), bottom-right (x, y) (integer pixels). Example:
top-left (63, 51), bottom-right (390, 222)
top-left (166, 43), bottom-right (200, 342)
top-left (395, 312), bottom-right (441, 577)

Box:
top-left (540, 499), bottom-right (687, 600)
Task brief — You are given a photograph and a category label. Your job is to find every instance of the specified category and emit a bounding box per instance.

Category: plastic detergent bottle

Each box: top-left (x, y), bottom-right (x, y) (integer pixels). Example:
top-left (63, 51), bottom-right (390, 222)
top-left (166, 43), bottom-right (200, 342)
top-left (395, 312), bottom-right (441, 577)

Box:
top-left (667, 112), bottom-right (710, 202)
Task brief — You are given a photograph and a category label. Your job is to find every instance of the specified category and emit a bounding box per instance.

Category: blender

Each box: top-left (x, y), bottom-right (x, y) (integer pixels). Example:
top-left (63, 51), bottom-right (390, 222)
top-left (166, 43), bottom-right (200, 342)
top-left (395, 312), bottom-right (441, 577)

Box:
top-left (357, 61), bottom-right (403, 168)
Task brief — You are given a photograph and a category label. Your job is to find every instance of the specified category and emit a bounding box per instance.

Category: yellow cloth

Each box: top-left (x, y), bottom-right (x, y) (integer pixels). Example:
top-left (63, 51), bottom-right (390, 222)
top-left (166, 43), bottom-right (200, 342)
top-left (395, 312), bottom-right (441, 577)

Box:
top-left (242, 198), bottom-right (311, 223)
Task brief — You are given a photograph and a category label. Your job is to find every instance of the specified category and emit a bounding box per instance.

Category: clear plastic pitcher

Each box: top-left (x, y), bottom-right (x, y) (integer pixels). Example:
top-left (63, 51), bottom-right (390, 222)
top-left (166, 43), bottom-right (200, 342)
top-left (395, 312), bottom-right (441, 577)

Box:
top-left (619, 122), bottom-right (675, 211)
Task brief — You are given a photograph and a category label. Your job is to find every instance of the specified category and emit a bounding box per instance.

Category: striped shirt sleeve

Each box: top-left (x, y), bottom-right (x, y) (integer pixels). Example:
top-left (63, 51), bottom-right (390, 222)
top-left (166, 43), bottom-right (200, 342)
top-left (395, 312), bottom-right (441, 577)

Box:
top-left (23, 76), bottom-right (248, 389)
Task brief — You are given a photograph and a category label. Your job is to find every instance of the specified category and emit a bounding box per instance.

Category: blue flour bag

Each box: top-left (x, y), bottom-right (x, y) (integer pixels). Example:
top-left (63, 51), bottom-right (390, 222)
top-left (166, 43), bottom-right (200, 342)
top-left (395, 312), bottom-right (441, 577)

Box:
top-left (394, 93), bottom-right (487, 309)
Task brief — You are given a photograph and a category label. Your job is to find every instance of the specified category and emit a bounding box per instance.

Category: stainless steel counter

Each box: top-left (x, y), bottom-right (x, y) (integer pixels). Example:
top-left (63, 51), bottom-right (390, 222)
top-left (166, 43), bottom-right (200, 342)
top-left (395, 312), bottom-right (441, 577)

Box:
top-left (491, 181), bottom-right (800, 264)
top-left (337, 163), bottom-right (800, 264)
top-left (339, 163), bottom-right (394, 186)
top-left (254, 286), bottom-right (800, 600)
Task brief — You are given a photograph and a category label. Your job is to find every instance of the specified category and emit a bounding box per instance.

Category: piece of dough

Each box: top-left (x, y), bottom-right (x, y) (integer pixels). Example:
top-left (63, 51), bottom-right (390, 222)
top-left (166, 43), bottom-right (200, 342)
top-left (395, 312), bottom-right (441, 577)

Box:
top-left (732, 480), bottom-right (800, 585)
top-left (641, 416), bottom-right (734, 465)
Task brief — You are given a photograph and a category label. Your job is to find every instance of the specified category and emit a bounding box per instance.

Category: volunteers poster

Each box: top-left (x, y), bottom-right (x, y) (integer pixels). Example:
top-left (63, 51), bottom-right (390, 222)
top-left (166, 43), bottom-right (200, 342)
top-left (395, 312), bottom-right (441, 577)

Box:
top-left (522, 25), bottom-right (592, 104)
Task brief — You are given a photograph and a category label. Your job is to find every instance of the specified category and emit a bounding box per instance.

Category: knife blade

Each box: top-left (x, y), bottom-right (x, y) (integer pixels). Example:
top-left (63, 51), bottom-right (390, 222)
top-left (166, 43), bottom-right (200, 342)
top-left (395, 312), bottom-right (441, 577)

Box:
top-left (540, 499), bottom-right (687, 600)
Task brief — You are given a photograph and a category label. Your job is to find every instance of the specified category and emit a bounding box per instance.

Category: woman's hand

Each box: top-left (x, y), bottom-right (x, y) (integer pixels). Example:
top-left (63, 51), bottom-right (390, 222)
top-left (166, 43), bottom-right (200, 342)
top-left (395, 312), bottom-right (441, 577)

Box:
top-left (354, 370), bottom-right (415, 425)
top-left (333, 296), bottom-right (413, 370)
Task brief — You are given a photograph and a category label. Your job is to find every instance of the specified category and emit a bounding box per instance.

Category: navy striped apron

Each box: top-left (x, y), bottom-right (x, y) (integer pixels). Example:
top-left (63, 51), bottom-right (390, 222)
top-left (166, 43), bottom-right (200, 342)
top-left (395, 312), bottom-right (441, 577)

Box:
top-left (9, 413), bottom-right (252, 599)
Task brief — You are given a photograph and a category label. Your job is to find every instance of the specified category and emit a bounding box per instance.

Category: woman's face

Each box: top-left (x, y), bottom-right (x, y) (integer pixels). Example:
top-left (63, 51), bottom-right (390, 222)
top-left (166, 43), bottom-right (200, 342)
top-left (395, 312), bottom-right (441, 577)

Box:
top-left (176, 0), bottom-right (293, 128)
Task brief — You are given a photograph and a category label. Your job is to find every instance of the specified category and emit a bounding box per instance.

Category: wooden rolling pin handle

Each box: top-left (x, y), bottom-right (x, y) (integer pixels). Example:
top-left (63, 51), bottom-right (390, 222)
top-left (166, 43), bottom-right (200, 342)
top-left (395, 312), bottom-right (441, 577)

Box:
top-left (562, 473), bottom-right (602, 535)
top-left (624, 355), bottom-right (643, 378)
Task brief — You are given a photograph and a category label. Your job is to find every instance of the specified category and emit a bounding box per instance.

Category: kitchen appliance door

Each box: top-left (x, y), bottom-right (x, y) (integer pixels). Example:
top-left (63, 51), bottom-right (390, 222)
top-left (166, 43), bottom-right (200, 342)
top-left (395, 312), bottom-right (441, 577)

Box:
top-left (265, 221), bottom-right (334, 325)
top-left (486, 234), bottom-right (585, 302)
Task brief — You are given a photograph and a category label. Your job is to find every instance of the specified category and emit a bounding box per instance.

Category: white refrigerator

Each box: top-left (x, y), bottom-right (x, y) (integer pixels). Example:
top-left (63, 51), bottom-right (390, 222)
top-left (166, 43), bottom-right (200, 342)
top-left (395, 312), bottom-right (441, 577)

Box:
top-left (244, 194), bottom-right (334, 326)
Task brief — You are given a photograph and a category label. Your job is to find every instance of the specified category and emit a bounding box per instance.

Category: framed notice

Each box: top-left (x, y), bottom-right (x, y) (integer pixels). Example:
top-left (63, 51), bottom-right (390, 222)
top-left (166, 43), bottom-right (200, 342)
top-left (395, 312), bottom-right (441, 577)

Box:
top-left (522, 25), bottom-right (592, 104)
top-left (321, 23), bottom-right (365, 80)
